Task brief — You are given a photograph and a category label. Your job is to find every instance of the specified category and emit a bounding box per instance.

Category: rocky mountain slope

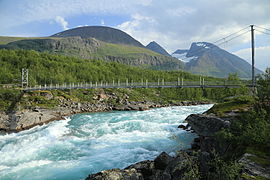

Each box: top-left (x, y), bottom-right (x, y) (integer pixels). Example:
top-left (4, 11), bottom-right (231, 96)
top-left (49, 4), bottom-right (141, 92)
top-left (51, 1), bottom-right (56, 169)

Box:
top-left (146, 41), bottom-right (171, 57)
top-left (172, 42), bottom-right (263, 78)
top-left (0, 36), bottom-right (184, 71)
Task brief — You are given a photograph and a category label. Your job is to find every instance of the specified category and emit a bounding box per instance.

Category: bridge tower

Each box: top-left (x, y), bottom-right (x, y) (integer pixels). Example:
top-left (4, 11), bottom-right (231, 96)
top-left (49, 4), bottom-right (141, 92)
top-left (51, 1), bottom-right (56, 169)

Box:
top-left (250, 25), bottom-right (255, 88)
top-left (21, 68), bottom-right (29, 88)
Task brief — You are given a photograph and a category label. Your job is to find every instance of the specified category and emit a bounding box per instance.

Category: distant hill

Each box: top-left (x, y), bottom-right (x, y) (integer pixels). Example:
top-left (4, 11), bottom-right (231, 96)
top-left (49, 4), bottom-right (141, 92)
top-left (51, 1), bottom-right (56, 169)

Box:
top-left (0, 36), bottom-right (184, 71)
top-left (146, 41), bottom-right (171, 57)
top-left (51, 26), bottom-right (144, 47)
top-left (172, 42), bottom-right (263, 78)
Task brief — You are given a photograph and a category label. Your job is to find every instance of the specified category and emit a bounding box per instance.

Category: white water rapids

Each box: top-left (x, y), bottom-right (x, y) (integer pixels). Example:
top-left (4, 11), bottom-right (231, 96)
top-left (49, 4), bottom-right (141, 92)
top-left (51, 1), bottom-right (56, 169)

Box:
top-left (0, 104), bottom-right (213, 180)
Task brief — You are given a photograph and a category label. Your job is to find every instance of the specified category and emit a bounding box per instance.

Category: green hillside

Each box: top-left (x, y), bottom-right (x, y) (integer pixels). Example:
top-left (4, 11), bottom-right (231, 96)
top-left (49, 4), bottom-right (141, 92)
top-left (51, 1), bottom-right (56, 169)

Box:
top-left (0, 49), bottom-right (211, 85)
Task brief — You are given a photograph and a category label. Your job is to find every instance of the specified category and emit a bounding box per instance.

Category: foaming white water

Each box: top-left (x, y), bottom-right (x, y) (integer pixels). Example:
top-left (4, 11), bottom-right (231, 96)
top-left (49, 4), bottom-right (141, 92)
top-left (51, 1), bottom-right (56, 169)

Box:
top-left (0, 104), bottom-right (213, 180)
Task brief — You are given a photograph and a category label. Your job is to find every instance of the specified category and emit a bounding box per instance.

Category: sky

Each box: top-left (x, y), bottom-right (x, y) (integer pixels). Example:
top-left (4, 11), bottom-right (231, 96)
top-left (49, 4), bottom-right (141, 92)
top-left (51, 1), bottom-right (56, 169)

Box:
top-left (0, 0), bottom-right (270, 71)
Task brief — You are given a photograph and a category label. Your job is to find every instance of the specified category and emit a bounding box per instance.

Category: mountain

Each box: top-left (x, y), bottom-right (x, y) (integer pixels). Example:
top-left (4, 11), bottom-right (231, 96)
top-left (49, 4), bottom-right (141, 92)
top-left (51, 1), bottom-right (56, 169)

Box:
top-left (146, 41), bottom-right (171, 57)
top-left (175, 42), bottom-right (262, 78)
top-left (0, 36), bottom-right (184, 71)
top-left (51, 26), bottom-right (144, 47)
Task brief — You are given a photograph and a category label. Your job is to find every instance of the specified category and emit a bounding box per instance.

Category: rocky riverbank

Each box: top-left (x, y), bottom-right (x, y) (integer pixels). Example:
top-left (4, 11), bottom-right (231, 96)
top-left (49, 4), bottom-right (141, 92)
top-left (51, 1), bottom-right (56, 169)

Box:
top-left (0, 89), bottom-right (210, 133)
top-left (86, 104), bottom-right (270, 180)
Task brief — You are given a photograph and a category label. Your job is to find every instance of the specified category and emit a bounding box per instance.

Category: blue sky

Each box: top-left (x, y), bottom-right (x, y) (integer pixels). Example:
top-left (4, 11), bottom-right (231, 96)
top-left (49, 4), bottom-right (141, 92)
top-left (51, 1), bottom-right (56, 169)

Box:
top-left (0, 0), bottom-right (270, 71)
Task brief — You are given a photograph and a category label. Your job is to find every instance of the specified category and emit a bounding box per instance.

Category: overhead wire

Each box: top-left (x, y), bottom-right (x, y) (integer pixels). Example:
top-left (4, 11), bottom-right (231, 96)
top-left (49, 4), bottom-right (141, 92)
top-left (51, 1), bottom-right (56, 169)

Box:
top-left (213, 26), bottom-right (250, 44)
top-left (255, 29), bottom-right (270, 36)
top-left (255, 25), bottom-right (270, 32)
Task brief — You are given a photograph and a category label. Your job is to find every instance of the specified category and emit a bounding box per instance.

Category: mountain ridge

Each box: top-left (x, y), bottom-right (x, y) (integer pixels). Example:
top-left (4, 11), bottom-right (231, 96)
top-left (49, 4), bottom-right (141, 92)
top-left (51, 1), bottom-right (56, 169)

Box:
top-left (51, 26), bottom-right (144, 47)
top-left (146, 41), bottom-right (171, 57)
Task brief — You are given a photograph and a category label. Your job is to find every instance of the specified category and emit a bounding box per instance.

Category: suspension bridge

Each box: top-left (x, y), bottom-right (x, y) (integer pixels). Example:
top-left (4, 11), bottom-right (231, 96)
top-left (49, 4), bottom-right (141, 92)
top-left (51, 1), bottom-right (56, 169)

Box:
top-left (22, 79), bottom-right (251, 92)
top-left (20, 24), bottom-right (270, 92)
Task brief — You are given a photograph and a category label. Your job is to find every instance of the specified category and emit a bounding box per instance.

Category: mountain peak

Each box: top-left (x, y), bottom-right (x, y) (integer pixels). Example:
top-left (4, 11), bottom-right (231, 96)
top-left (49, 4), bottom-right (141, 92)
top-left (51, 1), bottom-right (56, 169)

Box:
top-left (187, 42), bottom-right (217, 57)
top-left (146, 41), bottom-right (171, 57)
top-left (51, 26), bottom-right (144, 47)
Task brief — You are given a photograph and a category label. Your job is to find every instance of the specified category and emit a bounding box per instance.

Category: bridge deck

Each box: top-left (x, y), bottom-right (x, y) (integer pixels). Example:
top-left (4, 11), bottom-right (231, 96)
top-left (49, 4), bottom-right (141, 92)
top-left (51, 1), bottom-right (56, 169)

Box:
top-left (23, 81), bottom-right (253, 92)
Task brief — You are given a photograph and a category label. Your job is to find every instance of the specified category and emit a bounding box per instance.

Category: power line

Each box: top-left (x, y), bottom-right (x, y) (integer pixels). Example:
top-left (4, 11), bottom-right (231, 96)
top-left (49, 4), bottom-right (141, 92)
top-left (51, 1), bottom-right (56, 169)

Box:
top-left (255, 25), bottom-right (270, 32)
top-left (216, 30), bottom-right (250, 47)
top-left (255, 29), bottom-right (270, 36)
top-left (213, 26), bottom-right (250, 44)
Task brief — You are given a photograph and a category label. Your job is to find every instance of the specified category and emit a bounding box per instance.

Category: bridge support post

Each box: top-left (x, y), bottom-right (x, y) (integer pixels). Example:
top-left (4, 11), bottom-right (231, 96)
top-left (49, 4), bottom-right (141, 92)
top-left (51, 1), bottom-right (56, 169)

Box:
top-left (113, 80), bottom-right (115, 86)
top-left (158, 79), bottom-right (160, 86)
top-left (178, 77), bottom-right (180, 86)
top-left (118, 79), bottom-right (120, 86)
top-left (203, 78), bottom-right (205, 87)
top-left (162, 79), bottom-right (164, 86)
top-left (146, 79), bottom-right (148, 88)
top-left (181, 78), bottom-right (184, 86)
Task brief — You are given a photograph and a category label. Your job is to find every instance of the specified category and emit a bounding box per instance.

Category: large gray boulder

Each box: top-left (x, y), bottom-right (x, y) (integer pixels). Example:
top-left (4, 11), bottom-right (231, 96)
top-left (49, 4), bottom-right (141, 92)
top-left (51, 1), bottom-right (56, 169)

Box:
top-left (186, 114), bottom-right (230, 137)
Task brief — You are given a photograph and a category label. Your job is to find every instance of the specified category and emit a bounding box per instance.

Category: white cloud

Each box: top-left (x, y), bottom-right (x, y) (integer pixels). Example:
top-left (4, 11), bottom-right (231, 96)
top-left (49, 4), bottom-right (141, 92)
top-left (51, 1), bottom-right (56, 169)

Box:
top-left (101, 19), bottom-right (105, 26)
top-left (55, 16), bottom-right (68, 30)
top-left (1, 0), bottom-right (270, 63)
top-left (234, 46), bottom-right (270, 71)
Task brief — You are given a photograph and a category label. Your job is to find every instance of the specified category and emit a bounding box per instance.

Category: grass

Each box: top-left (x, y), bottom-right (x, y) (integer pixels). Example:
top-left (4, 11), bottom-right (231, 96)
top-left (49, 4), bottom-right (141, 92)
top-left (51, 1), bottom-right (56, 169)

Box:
top-left (206, 95), bottom-right (254, 116)
top-left (95, 42), bottom-right (161, 58)
top-left (241, 173), bottom-right (270, 180)
top-left (246, 147), bottom-right (270, 167)
top-left (0, 36), bottom-right (61, 45)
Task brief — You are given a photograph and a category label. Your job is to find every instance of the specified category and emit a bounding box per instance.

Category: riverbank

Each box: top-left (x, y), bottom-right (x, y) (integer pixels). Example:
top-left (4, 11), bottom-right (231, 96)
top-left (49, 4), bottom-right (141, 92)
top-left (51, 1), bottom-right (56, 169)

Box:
top-left (0, 88), bottom-right (211, 133)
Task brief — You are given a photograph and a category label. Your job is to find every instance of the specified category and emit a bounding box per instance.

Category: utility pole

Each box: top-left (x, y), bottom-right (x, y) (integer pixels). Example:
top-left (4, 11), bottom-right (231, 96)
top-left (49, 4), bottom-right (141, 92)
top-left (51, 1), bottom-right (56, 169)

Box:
top-left (250, 25), bottom-right (255, 88)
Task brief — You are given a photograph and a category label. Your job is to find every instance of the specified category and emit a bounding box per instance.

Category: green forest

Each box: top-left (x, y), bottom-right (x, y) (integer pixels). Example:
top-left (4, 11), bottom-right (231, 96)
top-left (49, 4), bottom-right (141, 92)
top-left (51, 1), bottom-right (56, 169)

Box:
top-left (0, 49), bottom-right (251, 111)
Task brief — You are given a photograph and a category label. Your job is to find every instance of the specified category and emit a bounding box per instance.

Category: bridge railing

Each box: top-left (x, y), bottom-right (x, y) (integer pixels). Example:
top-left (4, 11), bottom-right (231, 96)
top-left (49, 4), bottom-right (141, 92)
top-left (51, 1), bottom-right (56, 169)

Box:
top-left (22, 80), bottom-right (251, 92)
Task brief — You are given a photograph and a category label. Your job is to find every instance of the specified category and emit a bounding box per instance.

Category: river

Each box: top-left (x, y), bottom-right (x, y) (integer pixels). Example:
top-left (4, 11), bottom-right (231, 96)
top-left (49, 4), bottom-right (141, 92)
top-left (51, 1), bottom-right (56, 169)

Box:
top-left (0, 104), bottom-right (212, 180)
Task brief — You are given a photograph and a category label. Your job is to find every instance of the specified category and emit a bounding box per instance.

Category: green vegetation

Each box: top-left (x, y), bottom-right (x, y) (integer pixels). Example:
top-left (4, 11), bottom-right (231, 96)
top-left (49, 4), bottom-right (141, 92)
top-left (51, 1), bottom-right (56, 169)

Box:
top-left (0, 88), bottom-right (21, 111)
top-left (206, 95), bottom-right (254, 116)
top-left (96, 42), bottom-right (161, 58)
top-left (0, 36), bottom-right (61, 45)
top-left (0, 49), bottom-right (252, 111)
top-left (206, 70), bottom-right (270, 179)
top-left (0, 49), bottom-right (212, 85)
top-left (207, 153), bottom-right (242, 180)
